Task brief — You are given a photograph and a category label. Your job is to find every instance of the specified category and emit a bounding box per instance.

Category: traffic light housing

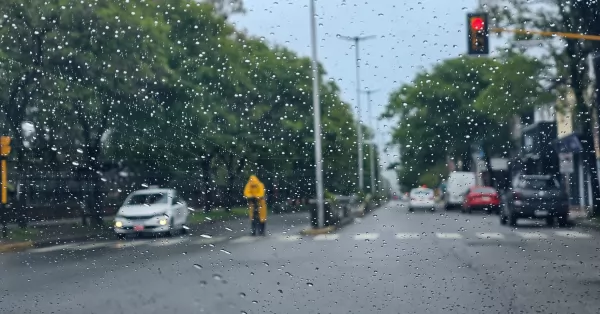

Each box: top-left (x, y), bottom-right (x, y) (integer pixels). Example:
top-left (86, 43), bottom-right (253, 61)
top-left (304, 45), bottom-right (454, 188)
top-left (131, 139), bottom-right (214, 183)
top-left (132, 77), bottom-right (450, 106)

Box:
top-left (467, 13), bottom-right (489, 55)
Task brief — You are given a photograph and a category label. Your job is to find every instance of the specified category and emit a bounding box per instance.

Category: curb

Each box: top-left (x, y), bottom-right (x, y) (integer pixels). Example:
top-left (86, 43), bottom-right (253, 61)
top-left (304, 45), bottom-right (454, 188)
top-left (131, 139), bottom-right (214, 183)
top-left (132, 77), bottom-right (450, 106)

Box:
top-left (300, 200), bottom-right (389, 236)
top-left (0, 241), bottom-right (33, 253)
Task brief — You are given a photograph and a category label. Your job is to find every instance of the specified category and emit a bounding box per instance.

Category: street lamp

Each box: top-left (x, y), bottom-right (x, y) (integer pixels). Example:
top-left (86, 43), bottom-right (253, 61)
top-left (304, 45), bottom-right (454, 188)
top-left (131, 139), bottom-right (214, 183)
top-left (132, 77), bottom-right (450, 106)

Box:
top-left (309, 0), bottom-right (325, 228)
top-left (338, 34), bottom-right (376, 193)
top-left (362, 88), bottom-right (379, 196)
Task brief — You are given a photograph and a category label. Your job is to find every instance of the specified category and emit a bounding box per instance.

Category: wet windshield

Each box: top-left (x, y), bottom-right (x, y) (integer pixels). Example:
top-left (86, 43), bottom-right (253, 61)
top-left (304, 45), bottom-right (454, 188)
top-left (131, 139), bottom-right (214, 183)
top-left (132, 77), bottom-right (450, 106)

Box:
top-left (3, 1), bottom-right (600, 313)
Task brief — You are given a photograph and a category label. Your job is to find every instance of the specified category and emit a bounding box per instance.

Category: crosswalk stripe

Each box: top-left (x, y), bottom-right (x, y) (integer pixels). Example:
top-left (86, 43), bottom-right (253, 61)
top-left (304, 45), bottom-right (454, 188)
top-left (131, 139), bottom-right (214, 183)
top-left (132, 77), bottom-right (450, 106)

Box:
top-left (231, 236), bottom-right (259, 243)
top-left (476, 232), bottom-right (505, 240)
top-left (515, 232), bottom-right (548, 239)
top-left (314, 234), bottom-right (339, 241)
top-left (395, 233), bottom-right (420, 239)
top-left (436, 233), bottom-right (463, 239)
top-left (354, 233), bottom-right (379, 241)
top-left (554, 231), bottom-right (592, 238)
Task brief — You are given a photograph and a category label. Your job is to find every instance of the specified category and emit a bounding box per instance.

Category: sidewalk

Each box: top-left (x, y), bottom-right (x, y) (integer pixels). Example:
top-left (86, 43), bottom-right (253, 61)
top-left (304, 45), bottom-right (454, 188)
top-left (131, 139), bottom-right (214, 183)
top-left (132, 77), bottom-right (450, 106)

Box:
top-left (0, 210), bottom-right (310, 253)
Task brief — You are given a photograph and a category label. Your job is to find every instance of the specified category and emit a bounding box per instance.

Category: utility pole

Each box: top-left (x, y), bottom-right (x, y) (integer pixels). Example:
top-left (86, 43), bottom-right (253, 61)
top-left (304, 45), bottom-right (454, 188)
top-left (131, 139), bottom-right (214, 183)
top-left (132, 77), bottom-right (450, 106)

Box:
top-left (338, 34), bottom-right (376, 193)
top-left (362, 88), bottom-right (379, 196)
top-left (309, 0), bottom-right (325, 228)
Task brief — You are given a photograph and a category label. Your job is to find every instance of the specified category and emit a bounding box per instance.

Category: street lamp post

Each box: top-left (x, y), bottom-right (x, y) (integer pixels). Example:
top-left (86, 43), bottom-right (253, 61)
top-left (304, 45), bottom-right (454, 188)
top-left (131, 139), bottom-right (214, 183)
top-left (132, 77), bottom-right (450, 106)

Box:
top-left (309, 0), bottom-right (325, 228)
top-left (363, 88), bottom-right (379, 196)
top-left (338, 34), bottom-right (376, 193)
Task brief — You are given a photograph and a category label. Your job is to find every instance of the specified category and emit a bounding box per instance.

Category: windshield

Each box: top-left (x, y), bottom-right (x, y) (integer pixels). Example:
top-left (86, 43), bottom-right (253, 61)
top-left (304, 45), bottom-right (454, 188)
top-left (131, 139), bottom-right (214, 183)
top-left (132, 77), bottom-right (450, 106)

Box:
top-left (520, 178), bottom-right (560, 190)
top-left (5, 1), bottom-right (600, 313)
top-left (126, 193), bottom-right (169, 205)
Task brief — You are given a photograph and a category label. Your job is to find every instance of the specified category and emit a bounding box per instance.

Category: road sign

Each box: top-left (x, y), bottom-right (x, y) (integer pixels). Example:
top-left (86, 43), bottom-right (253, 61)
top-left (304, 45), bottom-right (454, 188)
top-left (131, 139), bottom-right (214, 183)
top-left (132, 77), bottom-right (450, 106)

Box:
top-left (0, 136), bottom-right (10, 156)
top-left (467, 13), bottom-right (489, 55)
top-left (559, 153), bottom-right (574, 174)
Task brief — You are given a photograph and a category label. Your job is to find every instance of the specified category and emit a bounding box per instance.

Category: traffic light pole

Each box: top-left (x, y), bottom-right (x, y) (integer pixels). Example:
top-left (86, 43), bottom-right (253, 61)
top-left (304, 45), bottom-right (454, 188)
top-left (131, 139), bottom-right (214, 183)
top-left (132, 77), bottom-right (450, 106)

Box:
top-left (362, 88), bottom-right (379, 196)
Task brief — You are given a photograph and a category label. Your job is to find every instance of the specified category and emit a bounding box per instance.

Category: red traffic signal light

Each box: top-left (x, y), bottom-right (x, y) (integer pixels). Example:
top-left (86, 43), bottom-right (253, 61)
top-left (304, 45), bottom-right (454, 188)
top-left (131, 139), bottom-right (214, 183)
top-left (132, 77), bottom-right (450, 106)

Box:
top-left (470, 17), bottom-right (484, 31)
top-left (467, 13), bottom-right (489, 55)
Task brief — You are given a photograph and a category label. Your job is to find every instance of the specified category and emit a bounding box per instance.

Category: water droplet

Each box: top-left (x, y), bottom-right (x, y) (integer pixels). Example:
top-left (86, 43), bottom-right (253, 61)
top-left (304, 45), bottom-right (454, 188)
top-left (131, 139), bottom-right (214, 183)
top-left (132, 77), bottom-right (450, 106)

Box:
top-left (200, 234), bottom-right (212, 239)
top-left (262, 261), bottom-right (269, 266)
top-left (225, 227), bottom-right (233, 231)
top-left (193, 264), bottom-right (202, 270)
top-left (239, 292), bottom-right (246, 298)
top-left (213, 274), bottom-right (222, 281)
top-left (252, 300), bottom-right (258, 304)
top-left (306, 282), bottom-right (313, 287)
top-left (220, 249), bottom-right (231, 255)
top-left (199, 280), bottom-right (207, 286)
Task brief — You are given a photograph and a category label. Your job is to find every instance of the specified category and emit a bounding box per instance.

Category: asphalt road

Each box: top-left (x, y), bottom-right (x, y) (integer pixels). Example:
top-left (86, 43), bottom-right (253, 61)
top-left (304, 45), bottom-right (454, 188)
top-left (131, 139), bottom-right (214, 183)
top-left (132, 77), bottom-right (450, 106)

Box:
top-left (2, 201), bottom-right (600, 313)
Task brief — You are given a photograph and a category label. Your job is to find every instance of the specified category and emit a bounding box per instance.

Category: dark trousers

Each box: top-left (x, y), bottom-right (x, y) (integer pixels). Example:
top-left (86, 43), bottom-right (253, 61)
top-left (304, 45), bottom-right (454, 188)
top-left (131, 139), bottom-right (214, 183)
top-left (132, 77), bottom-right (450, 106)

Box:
top-left (249, 198), bottom-right (265, 236)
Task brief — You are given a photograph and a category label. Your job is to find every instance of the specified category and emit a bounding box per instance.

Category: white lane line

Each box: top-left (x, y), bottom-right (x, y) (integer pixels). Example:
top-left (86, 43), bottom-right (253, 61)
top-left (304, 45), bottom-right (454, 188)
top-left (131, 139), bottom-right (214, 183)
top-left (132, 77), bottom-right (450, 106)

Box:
top-left (70, 241), bottom-right (116, 250)
top-left (476, 232), bottom-right (505, 240)
top-left (395, 233), bottom-right (420, 239)
top-left (28, 243), bottom-right (78, 253)
top-left (435, 233), bottom-right (463, 239)
top-left (354, 233), bottom-right (379, 241)
top-left (515, 232), bottom-right (548, 239)
top-left (231, 236), bottom-right (259, 244)
top-left (314, 234), bottom-right (339, 241)
top-left (147, 237), bottom-right (188, 247)
top-left (191, 236), bottom-right (227, 245)
top-left (555, 231), bottom-right (592, 239)
top-left (277, 235), bottom-right (303, 241)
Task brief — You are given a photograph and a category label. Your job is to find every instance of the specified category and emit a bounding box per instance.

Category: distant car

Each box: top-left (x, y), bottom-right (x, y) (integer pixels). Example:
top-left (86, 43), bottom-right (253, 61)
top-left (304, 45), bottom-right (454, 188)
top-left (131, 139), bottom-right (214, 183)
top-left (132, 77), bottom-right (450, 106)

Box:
top-left (114, 188), bottom-right (189, 238)
top-left (445, 171), bottom-right (477, 210)
top-left (500, 175), bottom-right (569, 227)
top-left (461, 186), bottom-right (500, 214)
top-left (408, 187), bottom-right (436, 212)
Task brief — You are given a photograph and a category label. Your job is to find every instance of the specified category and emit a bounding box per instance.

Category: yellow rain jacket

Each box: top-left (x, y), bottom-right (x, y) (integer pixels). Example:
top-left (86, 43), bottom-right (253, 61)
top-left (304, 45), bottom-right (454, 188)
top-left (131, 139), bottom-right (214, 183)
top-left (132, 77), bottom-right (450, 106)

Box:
top-left (244, 175), bottom-right (267, 222)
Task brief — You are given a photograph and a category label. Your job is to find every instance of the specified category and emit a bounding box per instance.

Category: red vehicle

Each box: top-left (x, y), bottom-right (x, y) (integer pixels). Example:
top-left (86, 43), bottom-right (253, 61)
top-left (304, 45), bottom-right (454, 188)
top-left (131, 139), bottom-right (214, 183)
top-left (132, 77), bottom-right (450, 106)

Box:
top-left (461, 186), bottom-right (500, 214)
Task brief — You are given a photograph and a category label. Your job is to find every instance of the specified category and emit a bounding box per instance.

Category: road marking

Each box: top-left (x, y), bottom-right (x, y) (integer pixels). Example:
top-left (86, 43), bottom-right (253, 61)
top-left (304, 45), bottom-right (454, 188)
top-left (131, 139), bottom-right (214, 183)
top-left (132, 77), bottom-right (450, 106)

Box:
top-left (554, 231), bottom-right (592, 238)
top-left (476, 232), bottom-right (505, 240)
top-left (147, 237), bottom-right (188, 247)
top-left (70, 241), bottom-right (116, 250)
top-left (354, 233), bottom-right (379, 241)
top-left (515, 231), bottom-right (548, 239)
top-left (277, 235), bottom-right (303, 241)
top-left (28, 243), bottom-right (77, 253)
top-left (314, 234), bottom-right (339, 241)
top-left (395, 233), bottom-right (420, 239)
top-left (231, 236), bottom-right (259, 243)
top-left (435, 233), bottom-right (463, 239)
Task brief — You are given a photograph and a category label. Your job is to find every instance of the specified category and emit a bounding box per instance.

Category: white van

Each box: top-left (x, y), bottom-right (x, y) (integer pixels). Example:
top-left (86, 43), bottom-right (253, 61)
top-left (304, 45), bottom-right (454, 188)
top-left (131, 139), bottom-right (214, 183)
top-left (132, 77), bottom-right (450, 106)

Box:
top-left (445, 171), bottom-right (476, 209)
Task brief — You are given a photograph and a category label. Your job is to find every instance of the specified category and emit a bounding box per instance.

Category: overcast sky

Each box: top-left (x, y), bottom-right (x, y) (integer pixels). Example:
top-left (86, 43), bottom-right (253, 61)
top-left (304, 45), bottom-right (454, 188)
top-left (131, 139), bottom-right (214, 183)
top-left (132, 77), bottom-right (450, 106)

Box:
top-left (232, 0), bottom-right (490, 191)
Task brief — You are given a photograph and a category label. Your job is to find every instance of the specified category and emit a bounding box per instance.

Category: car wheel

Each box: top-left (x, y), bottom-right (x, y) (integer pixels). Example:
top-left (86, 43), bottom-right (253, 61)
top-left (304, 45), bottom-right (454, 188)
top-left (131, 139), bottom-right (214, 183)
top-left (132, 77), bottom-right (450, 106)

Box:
top-left (509, 213), bottom-right (518, 227)
top-left (168, 218), bottom-right (177, 237)
top-left (117, 233), bottom-right (127, 240)
top-left (500, 213), bottom-right (507, 225)
top-left (408, 207), bottom-right (414, 212)
top-left (430, 207), bottom-right (436, 212)
top-left (546, 216), bottom-right (555, 227)
top-left (557, 215), bottom-right (568, 228)
top-left (467, 207), bottom-right (472, 214)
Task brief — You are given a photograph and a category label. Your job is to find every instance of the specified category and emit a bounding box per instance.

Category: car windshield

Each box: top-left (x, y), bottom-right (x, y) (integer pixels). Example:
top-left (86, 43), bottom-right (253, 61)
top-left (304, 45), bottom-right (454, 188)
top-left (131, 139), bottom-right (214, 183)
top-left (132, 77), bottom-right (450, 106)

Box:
top-left (127, 193), bottom-right (169, 205)
top-left (520, 178), bottom-right (559, 190)
top-left (473, 187), bottom-right (496, 194)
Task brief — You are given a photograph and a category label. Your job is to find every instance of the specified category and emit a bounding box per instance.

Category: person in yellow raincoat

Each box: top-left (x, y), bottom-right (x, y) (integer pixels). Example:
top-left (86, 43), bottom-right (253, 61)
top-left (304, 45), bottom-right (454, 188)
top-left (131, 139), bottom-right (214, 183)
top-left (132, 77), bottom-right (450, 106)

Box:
top-left (244, 175), bottom-right (267, 236)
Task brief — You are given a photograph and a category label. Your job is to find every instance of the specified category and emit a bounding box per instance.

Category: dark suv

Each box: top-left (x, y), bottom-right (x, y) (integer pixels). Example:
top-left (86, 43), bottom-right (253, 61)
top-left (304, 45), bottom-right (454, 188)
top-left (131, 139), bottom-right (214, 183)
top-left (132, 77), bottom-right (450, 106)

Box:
top-left (500, 175), bottom-right (569, 227)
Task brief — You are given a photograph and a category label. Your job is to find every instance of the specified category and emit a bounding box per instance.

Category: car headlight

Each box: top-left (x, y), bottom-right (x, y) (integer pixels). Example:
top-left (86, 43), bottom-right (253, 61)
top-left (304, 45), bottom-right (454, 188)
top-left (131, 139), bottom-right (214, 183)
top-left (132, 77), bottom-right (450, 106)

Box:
top-left (115, 221), bottom-right (123, 228)
top-left (159, 219), bottom-right (168, 226)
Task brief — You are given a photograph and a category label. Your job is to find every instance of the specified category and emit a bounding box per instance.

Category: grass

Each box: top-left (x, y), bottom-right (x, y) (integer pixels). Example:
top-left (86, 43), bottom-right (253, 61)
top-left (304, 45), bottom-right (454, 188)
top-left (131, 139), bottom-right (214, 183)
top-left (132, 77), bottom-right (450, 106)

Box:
top-left (188, 207), bottom-right (248, 224)
top-left (5, 227), bottom-right (41, 242)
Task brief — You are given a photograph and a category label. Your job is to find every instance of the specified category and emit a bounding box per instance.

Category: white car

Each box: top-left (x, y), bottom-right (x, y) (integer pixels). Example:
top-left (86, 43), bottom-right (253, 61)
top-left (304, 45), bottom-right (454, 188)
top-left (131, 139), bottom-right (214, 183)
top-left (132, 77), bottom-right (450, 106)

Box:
top-left (114, 188), bottom-right (189, 238)
top-left (408, 187), bottom-right (436, 212)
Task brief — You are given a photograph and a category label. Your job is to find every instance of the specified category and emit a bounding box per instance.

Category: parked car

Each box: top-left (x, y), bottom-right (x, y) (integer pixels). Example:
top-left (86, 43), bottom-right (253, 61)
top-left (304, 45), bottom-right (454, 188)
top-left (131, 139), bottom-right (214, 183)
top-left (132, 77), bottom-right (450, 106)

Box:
top-left (445, 171), bottom-right (476, 210)
top-left (500, 175), bottom-right (569, 227)
top-left (408, 187), bottom-right (436, 212)
top-left (461, 186), bottom-right (500, 214)
top-left (113, 188), bottom-right (189, 238)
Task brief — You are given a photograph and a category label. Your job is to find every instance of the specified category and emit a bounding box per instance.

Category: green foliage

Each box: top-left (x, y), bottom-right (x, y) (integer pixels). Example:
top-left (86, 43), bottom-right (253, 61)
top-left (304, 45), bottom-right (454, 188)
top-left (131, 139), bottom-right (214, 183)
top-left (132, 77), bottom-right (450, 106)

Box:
top-left (383, 55), bottom-right (550, 189)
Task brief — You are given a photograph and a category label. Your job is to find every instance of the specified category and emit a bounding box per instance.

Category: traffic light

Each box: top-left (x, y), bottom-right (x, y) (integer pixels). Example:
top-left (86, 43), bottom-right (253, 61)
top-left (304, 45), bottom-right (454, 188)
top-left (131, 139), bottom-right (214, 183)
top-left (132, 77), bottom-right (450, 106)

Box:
top-left (467, 13), bottom-right (489, 55)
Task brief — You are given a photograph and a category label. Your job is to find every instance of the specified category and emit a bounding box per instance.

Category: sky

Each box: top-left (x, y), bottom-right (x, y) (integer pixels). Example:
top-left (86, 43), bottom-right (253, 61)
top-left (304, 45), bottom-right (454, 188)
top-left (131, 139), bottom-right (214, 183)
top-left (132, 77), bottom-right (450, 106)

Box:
top-left (231, 0), bottom-right (485, 192)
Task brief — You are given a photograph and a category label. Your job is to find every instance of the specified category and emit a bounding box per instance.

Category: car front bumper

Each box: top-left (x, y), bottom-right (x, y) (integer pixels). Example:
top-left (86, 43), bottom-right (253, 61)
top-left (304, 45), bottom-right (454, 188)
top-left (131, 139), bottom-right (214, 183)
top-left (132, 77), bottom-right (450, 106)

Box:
top-left (113, 216), bottom-right (171, 235)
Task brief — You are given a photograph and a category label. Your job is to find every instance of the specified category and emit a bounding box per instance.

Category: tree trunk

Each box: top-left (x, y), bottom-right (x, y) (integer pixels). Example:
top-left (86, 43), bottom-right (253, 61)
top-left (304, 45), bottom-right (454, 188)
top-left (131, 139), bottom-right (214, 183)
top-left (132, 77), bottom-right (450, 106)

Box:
top-left (482, 144), bottom-right (496, 189)
top-left (201, 155), bottom-right (213, 213)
